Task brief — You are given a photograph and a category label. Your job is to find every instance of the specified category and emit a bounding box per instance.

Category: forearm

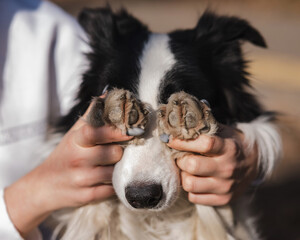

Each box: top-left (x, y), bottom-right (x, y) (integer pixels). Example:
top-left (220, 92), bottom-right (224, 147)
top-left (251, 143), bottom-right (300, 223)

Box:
top-left (0, 189), bottom-right (23, 239)
top-left (4, 165), bottom-right (52, 238)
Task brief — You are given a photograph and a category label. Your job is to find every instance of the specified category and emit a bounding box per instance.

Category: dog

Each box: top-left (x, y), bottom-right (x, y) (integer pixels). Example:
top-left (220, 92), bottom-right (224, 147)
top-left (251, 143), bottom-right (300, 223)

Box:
top-left (50, 7), bottom-right (281, 240)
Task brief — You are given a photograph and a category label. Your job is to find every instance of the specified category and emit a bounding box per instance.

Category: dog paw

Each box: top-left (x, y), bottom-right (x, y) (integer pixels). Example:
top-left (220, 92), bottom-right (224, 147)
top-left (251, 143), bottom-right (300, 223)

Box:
top-left (158, 91), bottom-right (217, 140)
top-left (87, 89), bottom-right (150, 136)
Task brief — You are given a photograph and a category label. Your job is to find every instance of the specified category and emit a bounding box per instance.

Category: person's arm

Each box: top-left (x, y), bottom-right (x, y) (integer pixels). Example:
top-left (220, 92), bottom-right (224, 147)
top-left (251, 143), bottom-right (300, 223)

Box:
top-left (4, 104), bottom-right (133, 238)
top-left (0, 189), bottom-right (24, 240)
top-left (0, 1), bottom-right (97, 238)
top-left (168, 116), bottom-right (281, 206)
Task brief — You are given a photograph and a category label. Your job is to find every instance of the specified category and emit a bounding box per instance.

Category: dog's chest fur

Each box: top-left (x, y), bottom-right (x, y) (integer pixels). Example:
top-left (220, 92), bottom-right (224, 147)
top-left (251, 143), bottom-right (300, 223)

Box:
top-left (58, 194), bottom-right (248, 240)
top-left (117, 198), bottom-right (197, 240)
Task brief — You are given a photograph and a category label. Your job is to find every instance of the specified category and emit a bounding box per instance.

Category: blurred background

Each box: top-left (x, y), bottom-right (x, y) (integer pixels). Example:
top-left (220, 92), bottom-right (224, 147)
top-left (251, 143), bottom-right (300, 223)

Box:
top-left (51, 0), bottom-right (300, 239)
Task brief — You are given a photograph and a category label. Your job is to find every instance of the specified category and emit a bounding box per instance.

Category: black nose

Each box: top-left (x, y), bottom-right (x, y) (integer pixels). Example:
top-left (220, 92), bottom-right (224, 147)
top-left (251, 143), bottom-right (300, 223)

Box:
top-left (125, 183), bottom-right (163, 209)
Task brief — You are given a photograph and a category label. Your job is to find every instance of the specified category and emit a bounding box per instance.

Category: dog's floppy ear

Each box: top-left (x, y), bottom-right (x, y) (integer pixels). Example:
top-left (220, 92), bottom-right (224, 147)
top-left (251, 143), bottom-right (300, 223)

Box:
top-left (195, 11), bottom-right (266, 48)
top-left (193, 12), bottom-right (266, 122)
top-left (78, 6), bottom-right (148, 45)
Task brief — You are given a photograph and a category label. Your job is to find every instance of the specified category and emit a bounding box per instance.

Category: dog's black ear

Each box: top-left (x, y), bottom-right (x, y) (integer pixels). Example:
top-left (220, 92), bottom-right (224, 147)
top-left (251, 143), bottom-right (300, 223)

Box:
top-left (195, 11), bottom-right (267, 48)
top-left (78, 6), bottom-right (148, 44)
top-left (114, 8), bottom-right (148, 36)
top-left (193, 12), bottom-right (266, 122)
top-left (78, 7), bottom-right (115, 43)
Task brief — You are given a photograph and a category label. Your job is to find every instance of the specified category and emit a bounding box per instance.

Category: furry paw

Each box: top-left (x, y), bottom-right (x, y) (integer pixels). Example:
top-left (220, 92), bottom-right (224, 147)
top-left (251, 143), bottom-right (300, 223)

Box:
top-left (158, 91), bottom-right (218, 140)
top-left (87, 89), bottom-right (150, 136)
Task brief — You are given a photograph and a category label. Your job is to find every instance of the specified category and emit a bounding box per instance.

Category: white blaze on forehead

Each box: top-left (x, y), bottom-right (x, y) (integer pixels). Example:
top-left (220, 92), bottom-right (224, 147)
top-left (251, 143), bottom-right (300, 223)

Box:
top-left (138, 34), bottom-right (176, 109)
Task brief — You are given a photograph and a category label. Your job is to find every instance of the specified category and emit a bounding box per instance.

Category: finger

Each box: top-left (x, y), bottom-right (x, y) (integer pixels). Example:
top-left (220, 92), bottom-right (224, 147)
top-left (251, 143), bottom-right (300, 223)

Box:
top-left (90, 185), bottom-right (116, 202)
top-left (188, 192), bottom-right (232, 206)
top-left (181, 172), bottom-right (234, 195)
top-left (168, 135), bottom-right (225, 155)
top-left (73, 166), bottom-right (114, 187)
top-left (81, 144), bottom-right (123, 166)
top-left (80, 185), bottom-right (116, 204)
top-left (176, 154), bottom-right (217, 176)
top-left (222, 138), bottom-right (242, 160)
top-left (71, 94), bottom-right (108, 131)
top-left (74, 124), bottom-right (133, 147)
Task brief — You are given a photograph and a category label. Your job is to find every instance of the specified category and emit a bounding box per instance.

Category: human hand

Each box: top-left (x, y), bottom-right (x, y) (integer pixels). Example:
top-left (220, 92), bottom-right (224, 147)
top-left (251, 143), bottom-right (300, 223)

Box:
top-left (4, 97), bottom-right (132, 237)
top-left (168, 124), bottom-right (259, 206)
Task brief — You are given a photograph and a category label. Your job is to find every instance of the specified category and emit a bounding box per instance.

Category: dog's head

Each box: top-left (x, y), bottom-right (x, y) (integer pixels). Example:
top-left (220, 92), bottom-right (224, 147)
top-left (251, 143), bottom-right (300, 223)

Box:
top-left (60, 7), bottom-right (266, 211)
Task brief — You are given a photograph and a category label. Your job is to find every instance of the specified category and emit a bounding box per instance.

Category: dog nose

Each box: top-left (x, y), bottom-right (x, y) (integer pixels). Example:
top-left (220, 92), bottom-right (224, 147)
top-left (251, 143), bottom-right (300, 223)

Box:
top-left (125, 183), bottom-right (163, 209)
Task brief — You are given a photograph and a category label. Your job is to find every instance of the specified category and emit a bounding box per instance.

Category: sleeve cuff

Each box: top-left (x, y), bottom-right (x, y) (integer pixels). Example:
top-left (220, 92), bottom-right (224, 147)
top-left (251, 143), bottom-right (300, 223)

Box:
top-left (0, 188), bottom-right (24, 239)
top-left (0, 189), bottom-right (43, 240)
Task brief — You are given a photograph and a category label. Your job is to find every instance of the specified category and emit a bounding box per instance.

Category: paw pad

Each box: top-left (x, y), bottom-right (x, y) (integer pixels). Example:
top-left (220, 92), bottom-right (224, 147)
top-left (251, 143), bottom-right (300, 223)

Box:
top-left (158, 92), bottom-right (218, 140)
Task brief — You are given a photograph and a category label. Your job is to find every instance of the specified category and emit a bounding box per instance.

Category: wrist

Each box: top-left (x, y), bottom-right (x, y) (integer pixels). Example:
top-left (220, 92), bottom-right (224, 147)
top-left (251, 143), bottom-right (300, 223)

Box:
top-left (4, 166), bottom-right (52, 237)
top-left (239, 133), bottom-right (262, 187)
top-left (235, 128), bottom-right (261, 187)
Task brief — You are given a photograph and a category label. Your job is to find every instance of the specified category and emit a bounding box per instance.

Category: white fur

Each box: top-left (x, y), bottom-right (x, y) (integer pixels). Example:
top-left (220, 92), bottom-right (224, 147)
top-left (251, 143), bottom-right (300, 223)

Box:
top-left (138, 34), bottom-right (176, 109)
top-left (49, 116), bottom-right (281, 240)
top-left (237, 115), bottom-right (282, 180)
top-left (113, 136), bottom-right (180, 211)
top-left (49, 34), bottom-right (282, 240)
top-left (113, 34), bottom-right (180, 211)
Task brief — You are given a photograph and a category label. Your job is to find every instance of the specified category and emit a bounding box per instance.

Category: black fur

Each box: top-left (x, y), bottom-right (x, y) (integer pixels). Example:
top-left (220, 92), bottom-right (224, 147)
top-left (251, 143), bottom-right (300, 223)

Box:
top-left (57, 7), bottom-right (149, 131)
top-left (161, 12), bottom-right (266, 124)
top-left (57, 8), bottom-right (267, 131)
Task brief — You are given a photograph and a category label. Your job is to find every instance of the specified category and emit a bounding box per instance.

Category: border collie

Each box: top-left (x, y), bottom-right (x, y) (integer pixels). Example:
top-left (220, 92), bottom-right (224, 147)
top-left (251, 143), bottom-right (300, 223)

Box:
top-left (51, 7), bottom-right (281, 240)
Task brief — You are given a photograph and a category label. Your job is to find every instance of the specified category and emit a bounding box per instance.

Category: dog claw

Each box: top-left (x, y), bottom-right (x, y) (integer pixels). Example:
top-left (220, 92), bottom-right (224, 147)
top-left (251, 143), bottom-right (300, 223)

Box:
top-left (200, 99), bottom-right (210, 108)
top-left (102, 84), bottom-right (109, 95)
top-left (127, 127), bottom-right (145, 136)
top-left (159, 133), bottom-right (170, 143)
top-left (88, 89), bottom-right (149, 139)
top-left (157, 110), bottom-right (164, 118)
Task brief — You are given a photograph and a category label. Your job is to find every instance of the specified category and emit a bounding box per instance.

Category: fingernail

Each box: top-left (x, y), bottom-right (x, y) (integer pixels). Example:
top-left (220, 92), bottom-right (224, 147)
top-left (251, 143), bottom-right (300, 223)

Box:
top-left (160, 133), bottom-right (170, 143)
top-left (200, 99), bottom-right (210, 108)
top-left (126, 127), bottom-right (145, 136)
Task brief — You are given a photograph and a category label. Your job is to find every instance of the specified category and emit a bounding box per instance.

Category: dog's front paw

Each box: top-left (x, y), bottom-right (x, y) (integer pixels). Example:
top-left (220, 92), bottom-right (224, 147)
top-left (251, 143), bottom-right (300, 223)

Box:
top-left (158, 91), bottom-right (218, 140)
top-left (87, 89), bottom-right (150, 136)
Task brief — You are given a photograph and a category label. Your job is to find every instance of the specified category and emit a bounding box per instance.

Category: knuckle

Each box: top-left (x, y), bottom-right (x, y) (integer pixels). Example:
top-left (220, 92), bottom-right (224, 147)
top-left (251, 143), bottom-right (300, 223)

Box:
top-left (216, 194), bottom-right (232, 206)
top-left (69, 157), bottom-right (83, 168)
top-left (110, 145), bottom-right (123, 160)
top-left (72, 172), bottom-right (88, 187)
top-left (186, 157), bottom-right (200, 174)
top-left (224, 163), bottom-right (236, 178)
top-left (188, 193), bottom-right (198, 204)
top-left (81, 124), bottom-right (95, 143)
top-left (183, 175), bottom-right (195, 192)
top-left (221, 181), bottom-right (233, 194)
top-left (217, 159), bottom-right (236, 179)
top-left (227, 140), bottom-right (240, 158)
top-left (202, 137), bottom-right (215, 153)
top-left (78, 189), bottom-right (95, 204)
top-left (228, 139), bottom-right (237, 152)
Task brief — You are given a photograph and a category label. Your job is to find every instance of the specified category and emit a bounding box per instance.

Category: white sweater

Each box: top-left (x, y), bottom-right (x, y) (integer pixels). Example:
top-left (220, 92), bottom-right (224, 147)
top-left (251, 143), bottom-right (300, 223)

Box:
top-left (0, 0), bottom-right (88, 239)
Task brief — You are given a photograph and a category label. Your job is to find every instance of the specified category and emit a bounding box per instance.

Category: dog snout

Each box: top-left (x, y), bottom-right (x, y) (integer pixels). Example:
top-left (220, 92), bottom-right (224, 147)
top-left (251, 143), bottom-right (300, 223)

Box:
top-left (125, 183), bottom-right (163, 209)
